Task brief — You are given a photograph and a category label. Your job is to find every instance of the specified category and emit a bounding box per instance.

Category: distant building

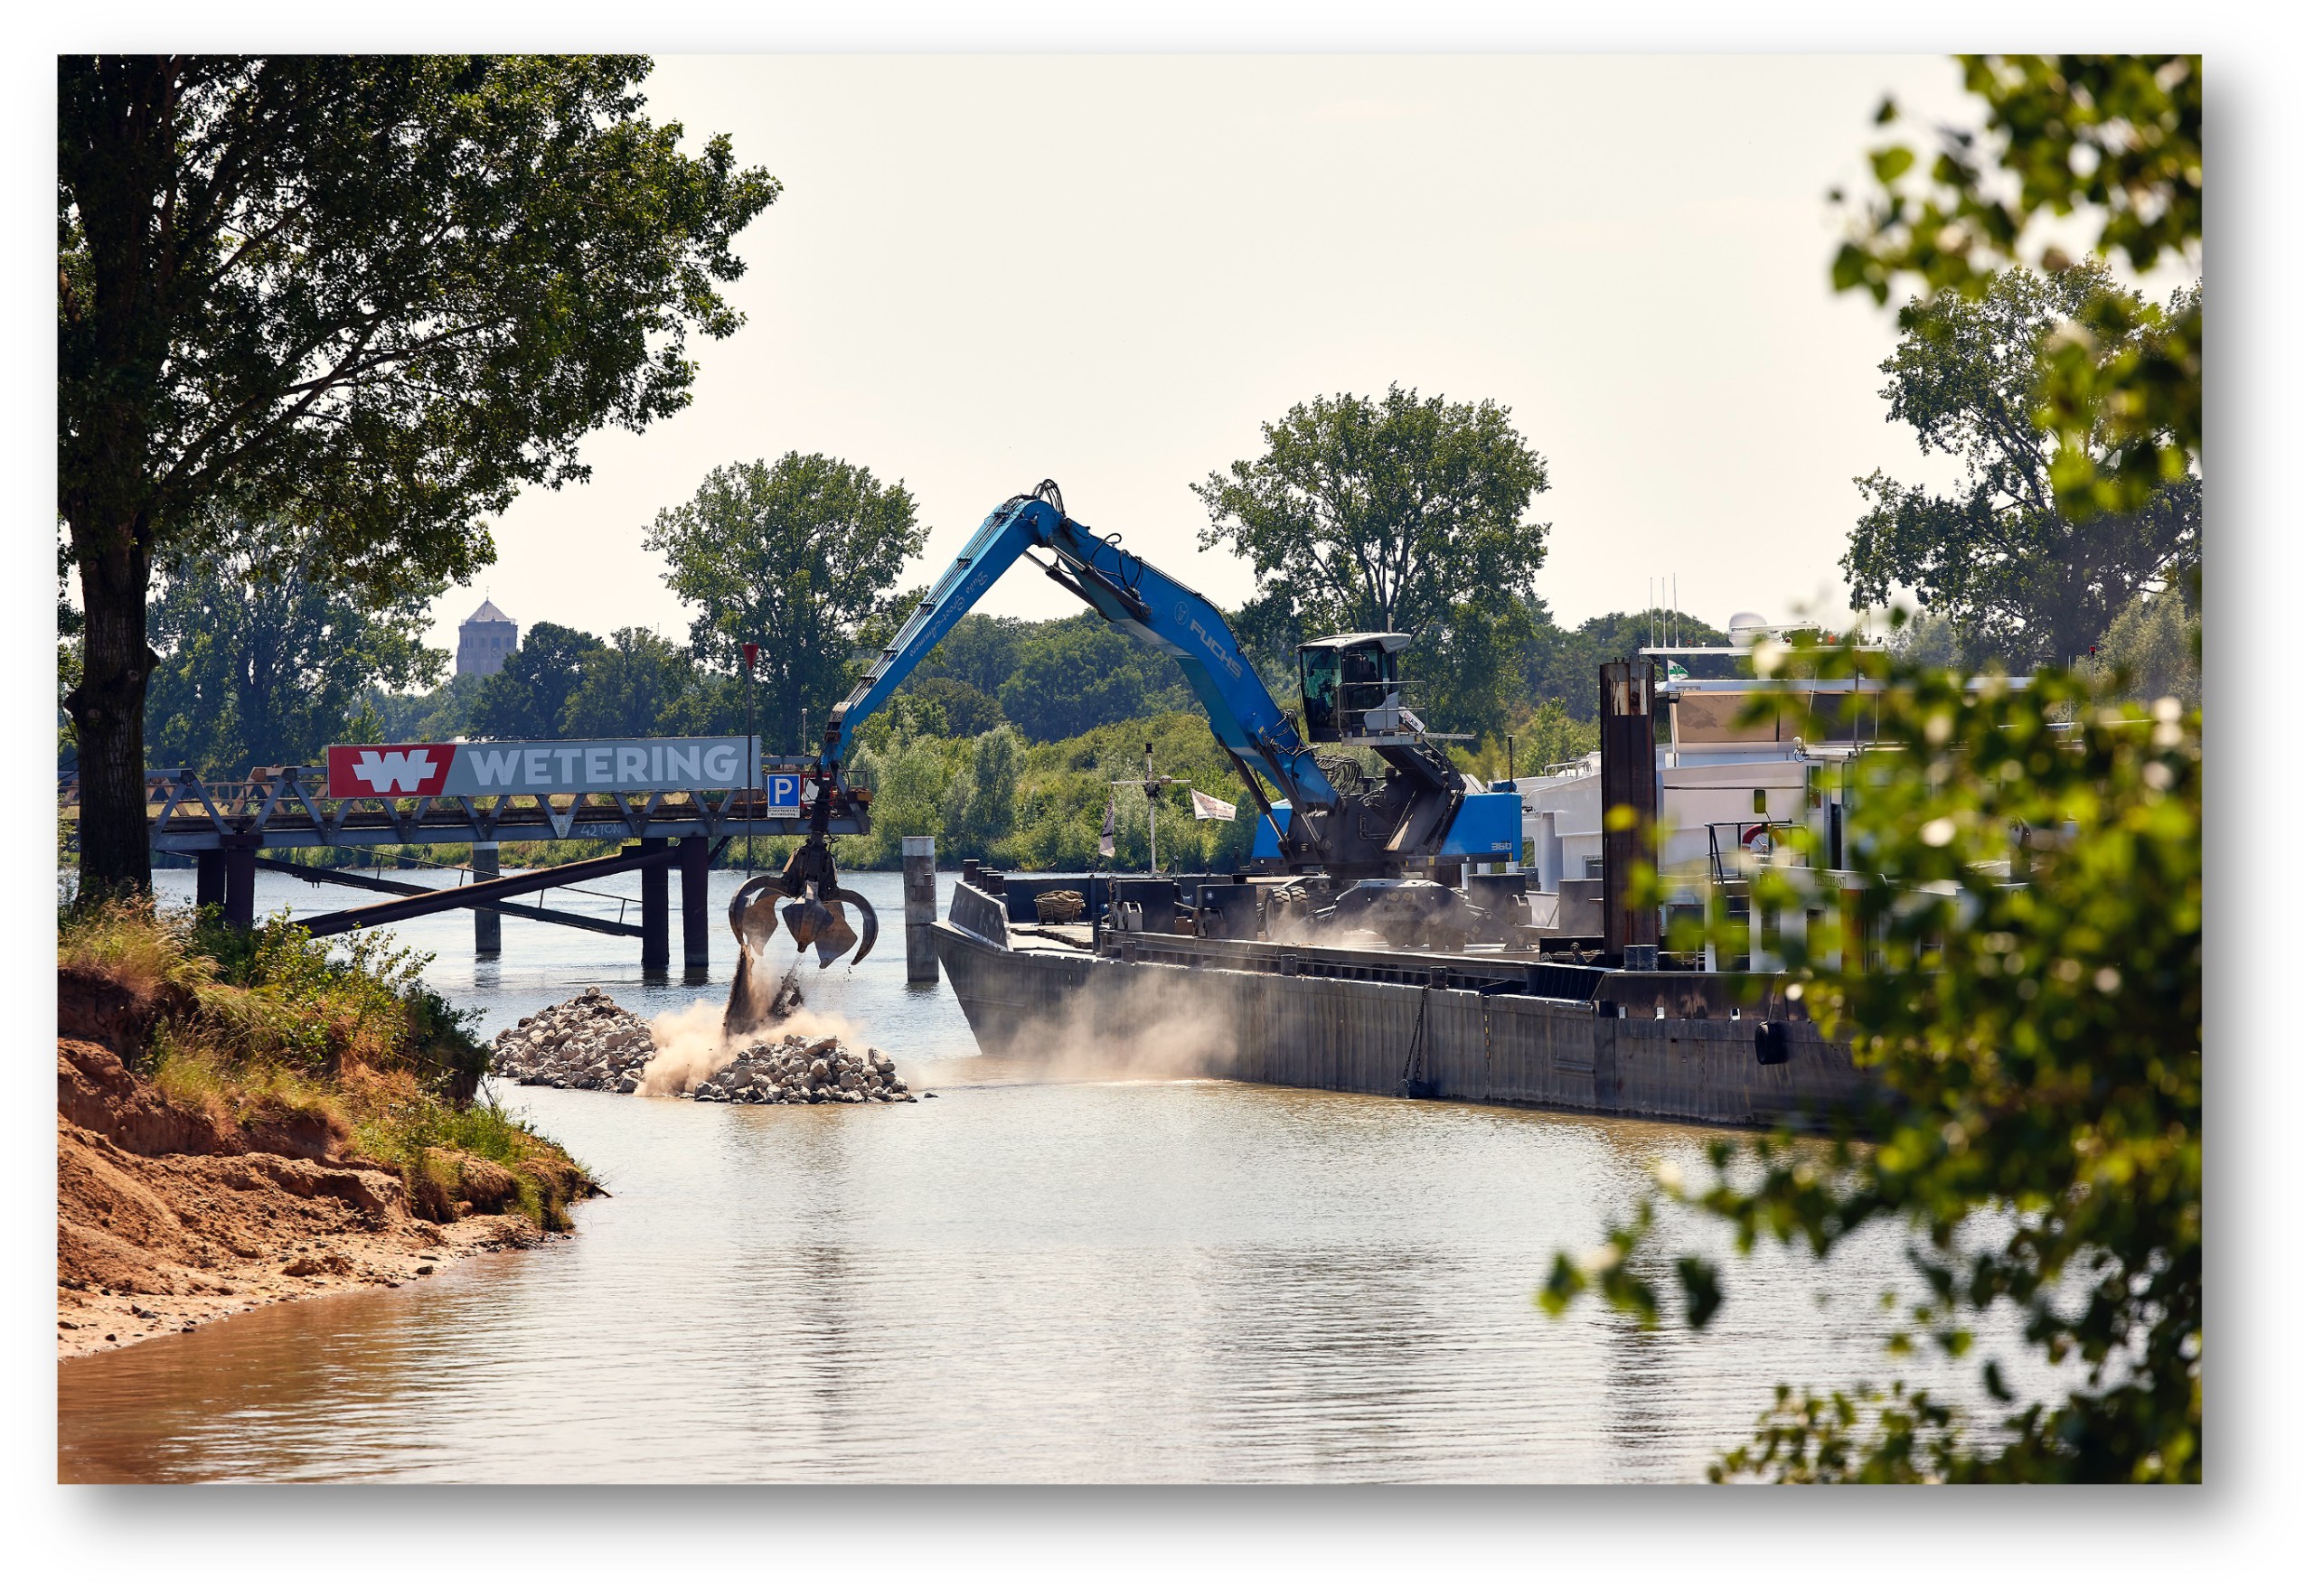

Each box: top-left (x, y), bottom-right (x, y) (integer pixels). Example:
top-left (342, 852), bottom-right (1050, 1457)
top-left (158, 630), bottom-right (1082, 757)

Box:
top-left (456, 599), bottom-right (518, 677)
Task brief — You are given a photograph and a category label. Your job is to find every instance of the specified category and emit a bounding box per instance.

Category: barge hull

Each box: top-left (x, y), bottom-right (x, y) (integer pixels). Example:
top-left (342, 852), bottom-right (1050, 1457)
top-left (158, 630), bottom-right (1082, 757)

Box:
top-left (931, 919), bottom-right (1875, 1131)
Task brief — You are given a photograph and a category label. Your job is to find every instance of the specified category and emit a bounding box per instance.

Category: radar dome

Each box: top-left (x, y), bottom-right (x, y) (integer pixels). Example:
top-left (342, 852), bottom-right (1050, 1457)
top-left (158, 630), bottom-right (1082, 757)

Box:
top-left (1727, 611), bottom-right (1771, 646)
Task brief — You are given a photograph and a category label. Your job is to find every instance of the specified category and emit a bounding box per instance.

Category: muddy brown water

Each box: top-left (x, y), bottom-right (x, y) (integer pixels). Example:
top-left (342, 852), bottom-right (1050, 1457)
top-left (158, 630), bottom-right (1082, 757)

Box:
top-left (58, 868), bottom-right (2044, 1482)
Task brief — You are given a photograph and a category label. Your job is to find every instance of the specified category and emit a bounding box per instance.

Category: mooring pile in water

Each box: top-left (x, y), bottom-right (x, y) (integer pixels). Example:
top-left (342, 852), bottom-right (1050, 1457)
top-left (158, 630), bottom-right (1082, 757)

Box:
top-left (488, 990), bottom-right (654, 1093)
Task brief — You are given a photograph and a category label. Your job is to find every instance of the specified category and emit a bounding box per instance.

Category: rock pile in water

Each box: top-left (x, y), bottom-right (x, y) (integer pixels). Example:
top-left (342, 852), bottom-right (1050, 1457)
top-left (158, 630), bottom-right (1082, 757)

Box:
top-left (488, 990), bottom-right (653, 1094)
top-left (691, 1035), bottom-right (913, 1104)
top-left (485, 988), bottom-right (914, 1104)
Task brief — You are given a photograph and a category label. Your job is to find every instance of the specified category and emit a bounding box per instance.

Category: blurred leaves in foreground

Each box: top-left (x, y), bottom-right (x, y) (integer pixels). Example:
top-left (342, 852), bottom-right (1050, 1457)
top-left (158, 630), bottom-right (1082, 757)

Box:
top-left (1543, 635), bottom-right (2199, 1482)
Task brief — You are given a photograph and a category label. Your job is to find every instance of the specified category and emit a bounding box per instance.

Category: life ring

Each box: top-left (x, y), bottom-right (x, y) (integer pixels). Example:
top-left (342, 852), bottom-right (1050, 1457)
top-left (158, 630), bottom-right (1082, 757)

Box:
top-left (1741, 822), bottom-right (1773, 856)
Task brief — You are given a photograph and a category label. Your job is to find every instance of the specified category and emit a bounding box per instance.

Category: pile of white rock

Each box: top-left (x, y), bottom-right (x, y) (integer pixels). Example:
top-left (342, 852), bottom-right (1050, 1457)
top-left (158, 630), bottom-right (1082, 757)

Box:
top-left (691, 1035), bottom-right (914, 1104)
top-left (489, 989), bottom-right (654, 1094)
top-left (485, 987), bottom-right (914, 1105)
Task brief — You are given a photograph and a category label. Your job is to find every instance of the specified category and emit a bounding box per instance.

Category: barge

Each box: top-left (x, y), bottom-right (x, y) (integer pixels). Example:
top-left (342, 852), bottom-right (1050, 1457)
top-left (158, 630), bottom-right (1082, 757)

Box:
top-left (930, 875), bottom-right (1876, 1131)
top-left (923, 639), bottom-right (1925, 1133)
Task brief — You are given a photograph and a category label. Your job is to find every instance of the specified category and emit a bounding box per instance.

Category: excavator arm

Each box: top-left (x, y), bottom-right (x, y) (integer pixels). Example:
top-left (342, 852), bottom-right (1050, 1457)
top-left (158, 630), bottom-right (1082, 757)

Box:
top-left (740, 481), bottom-right (1510, 972)
top-left (819, 482), bottom-right (1355, 859)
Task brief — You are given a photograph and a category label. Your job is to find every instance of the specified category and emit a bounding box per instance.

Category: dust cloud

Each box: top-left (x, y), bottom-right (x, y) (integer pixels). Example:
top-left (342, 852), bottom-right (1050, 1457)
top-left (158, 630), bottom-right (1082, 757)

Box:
top-left (933, 966), bottom-right (1243, 1088)
top-left (638, 947), bottom-right (866, 1097)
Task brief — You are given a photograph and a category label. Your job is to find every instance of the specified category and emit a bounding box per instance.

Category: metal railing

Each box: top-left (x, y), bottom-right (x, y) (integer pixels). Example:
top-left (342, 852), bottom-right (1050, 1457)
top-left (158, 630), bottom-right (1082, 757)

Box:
top-left (60, 765), bottom-right (846, 854)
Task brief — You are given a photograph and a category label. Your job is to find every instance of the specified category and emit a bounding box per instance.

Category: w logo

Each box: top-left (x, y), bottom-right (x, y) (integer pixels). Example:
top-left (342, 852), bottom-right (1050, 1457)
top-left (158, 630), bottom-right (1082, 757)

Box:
top-left (329, 743), bottom-right (453, 797)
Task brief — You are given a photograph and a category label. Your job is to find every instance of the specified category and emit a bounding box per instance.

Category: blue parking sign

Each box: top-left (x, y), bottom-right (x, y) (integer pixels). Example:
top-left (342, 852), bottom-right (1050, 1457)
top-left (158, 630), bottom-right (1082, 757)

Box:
top-left (766, 772), bottom-right (802, 817)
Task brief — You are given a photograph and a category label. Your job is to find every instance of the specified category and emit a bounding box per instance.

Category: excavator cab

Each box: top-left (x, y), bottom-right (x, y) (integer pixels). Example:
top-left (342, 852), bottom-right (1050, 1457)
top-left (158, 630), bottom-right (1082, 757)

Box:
top-left (1298, 634), bottom-right (1413, 744)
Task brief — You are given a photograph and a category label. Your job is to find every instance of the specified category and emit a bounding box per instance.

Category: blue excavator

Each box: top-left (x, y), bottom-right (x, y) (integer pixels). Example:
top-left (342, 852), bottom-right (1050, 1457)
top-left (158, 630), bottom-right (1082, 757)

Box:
top-left (729, 481), bottom-right (1525, 965)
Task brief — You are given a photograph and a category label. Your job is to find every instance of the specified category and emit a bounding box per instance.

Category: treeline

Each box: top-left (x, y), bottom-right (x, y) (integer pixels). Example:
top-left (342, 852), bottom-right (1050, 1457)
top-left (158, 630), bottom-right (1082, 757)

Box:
top-left (122, 509), bottom-right (1736, 787)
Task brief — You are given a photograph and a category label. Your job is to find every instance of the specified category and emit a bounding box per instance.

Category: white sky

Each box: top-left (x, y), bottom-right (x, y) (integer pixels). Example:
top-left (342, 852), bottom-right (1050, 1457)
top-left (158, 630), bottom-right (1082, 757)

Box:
top-left (432, 54), bottom-right (2008, 662)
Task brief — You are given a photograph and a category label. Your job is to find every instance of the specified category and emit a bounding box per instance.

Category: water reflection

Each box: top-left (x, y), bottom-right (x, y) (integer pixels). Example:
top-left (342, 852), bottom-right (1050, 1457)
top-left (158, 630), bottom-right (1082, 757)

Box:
top-left (58, 869), bottom-right (2024, 1482)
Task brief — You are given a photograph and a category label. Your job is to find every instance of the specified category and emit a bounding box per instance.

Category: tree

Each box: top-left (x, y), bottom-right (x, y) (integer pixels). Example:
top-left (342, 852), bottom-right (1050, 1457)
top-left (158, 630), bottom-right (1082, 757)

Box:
top-left (2096, 579), bottom-right (2200, 707)
top-left (943, 726), bottom-right (1023, 853)
top-left (996, 615), bottom-right (1184, 743)
top-left (922, 614), bottom-right (1028, 699)
top-left (1517, 605), bottom-right (1736, 726)
top-left (467, 621), bottom-right (604, 740)
top-left (1843, 264), bottom-right (2199, 664)
top-left (561, 627), bottom-right (696, 740)
top-left (1547, 54), bottom-right (2204, 1484)
top-left (1546, 644), bottom-right (2201, 1481)
top-left (59, 54), bottom-right (775, 897)
top-left (910, 677), bottom-right (1003, 738)
top-left (644, 453), bottom-right (927, 758)
top-left (1834, 55), bottom-right (2198, 521)
top-left (1194, 386), bottom-right (1550, 643)
top-left (145, 515), bottom-right (445, 775)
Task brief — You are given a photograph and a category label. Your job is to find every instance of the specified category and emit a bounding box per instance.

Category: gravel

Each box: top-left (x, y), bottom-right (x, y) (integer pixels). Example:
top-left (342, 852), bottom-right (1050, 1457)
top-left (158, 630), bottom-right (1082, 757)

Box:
top-left (486, 987), bottom-right (914, 1104)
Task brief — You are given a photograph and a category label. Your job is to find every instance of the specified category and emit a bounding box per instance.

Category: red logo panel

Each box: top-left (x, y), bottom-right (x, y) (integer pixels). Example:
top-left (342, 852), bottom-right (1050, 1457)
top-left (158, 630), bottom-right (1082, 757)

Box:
top-left (327, 744), bottom-right (456, 798)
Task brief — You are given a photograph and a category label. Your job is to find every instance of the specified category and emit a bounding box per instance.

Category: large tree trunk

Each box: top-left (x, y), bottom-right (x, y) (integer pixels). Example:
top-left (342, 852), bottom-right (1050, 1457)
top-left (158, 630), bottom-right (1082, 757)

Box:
top-left (67, 529), bottom-right (156, 901)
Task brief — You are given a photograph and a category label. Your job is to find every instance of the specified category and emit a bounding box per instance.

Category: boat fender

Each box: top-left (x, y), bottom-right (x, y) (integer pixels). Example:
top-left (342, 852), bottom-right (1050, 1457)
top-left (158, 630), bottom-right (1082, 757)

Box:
top-left (1754, 1019), bottom-right (1790, 1067)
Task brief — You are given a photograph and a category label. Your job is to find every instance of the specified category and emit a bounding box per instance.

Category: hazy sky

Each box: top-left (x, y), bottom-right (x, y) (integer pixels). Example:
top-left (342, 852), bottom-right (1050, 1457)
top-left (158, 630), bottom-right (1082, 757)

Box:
top-left (431, 54), bottom-right (2000, 660)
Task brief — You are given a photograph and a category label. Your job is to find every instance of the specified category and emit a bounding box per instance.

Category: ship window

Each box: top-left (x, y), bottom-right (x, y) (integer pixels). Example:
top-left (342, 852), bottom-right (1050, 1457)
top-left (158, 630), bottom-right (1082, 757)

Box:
top-left (1299, 649), bottom-right (1339, 737)
top-left (1672, 692), bottom-right (1775, 745)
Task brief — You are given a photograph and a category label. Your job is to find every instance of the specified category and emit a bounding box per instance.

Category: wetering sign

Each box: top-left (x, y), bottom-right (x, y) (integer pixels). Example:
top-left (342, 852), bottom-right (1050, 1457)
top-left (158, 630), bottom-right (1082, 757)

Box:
top-left (327, 737), bottom-right (762, 798)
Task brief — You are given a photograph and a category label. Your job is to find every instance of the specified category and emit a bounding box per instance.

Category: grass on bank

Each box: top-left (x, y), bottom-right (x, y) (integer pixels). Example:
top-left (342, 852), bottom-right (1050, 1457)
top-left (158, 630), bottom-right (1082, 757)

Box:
top-left (60, 897), bottom-right (588, 1229)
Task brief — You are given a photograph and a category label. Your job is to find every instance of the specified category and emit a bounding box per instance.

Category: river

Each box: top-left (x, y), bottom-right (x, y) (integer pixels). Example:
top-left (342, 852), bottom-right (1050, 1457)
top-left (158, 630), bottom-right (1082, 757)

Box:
top-left (57, 865), bottom-right (2015, 1482)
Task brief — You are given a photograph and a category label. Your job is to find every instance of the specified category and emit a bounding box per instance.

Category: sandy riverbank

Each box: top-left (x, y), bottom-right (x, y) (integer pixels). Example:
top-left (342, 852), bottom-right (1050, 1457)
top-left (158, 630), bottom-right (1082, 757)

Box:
top-left (57, 1035), bottom-right (569, 1360)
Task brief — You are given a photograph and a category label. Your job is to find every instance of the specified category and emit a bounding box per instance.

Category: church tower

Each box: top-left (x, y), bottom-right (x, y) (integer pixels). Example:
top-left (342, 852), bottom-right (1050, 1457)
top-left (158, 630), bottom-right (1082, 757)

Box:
top-left (456, 599), bottom-right (518, 677)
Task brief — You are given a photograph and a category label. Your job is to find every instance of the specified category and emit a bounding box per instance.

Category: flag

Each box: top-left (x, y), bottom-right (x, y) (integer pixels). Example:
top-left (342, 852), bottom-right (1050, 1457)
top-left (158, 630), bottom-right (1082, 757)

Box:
top-left (1190, 788), bottom-right (1237, 821)
top-left (1099, 793), bottom-right (1116, 857)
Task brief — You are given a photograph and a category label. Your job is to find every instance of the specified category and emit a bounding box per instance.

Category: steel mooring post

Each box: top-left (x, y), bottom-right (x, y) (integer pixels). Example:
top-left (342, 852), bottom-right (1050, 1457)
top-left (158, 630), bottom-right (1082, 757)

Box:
top-left (221, 834), bottom-right (259, 929)
top-left (902, 835), bottom-right (938, 983)
top-left (679, 834), bottom-right (710, 977)
top-left (472, 843), bottom-right (501, 957)
top-left (640, 839), bottom-right (671, 973)
top-left (1599, 657), bottom-right (1660, 962)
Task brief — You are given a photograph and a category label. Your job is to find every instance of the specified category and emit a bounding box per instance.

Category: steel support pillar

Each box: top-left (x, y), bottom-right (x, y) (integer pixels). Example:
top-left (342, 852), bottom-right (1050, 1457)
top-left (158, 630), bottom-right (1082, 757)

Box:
top-left (195, 850), bottom-right (226, 909)
top-left (640, 838), bottom-right (671, 972)
top-left (221, 835), bottom-right (259, 929)
top-left (679, 834), bottom-right (710, 977)
top-left (902, 835), bottom-right (938, 983)
top-left (472, 843), bottom-right (501, 956)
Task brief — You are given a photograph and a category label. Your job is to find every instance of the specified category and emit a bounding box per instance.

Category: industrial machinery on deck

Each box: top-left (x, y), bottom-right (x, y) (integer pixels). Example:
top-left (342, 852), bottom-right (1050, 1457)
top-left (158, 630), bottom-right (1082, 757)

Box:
top-left (738, 481), bottom-right (1526, 958)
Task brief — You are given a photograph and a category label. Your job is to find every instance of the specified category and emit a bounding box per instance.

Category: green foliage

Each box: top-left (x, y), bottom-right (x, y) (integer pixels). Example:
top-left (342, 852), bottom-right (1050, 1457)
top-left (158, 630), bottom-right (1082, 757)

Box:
top-left (2094, 577), bottom-right (2200, 707)
top-left (644, 453), bottom-right (928, 752)
top-left (59, 54), bottom-right (775, 897)
top-left (560, 626), bottom-right (696, 739)
top-left (1547, 637), bottom-right (2201, 1482)
top-left (911, 677), bottom-right (1003, 738)
top-left (1832, 56), bottom-right (2199, 531)
top-left (1453, 700), bottom-right (1598, 783)
top-left (996, 615), bottom-right (1190, 742)
top-left (145, 515), bottom-right (446, 775)
top-left (839, 711), bottom-right (1256, 874)
top-left (64, 897), bottom-right (580, 1201)
top-left (468, 622), bottom-right (604, 739)
top-left (944, 727), bottom-right (1023, 855)
top-left (924, 614), bottom-right (1030, 698)
top-left (1844, 264), bottom-right (2198, 663)
top-left (1516, 606), bottom-right (1736, 726)
top-left (839, 734), bottom-right (961, 869)
top-left (1011, 714), bottom-right (1256, 873)
top-left (1194, 384), bottom-right (1551, 736)
top-left (1833, 55), bottom-right (2198, 306)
